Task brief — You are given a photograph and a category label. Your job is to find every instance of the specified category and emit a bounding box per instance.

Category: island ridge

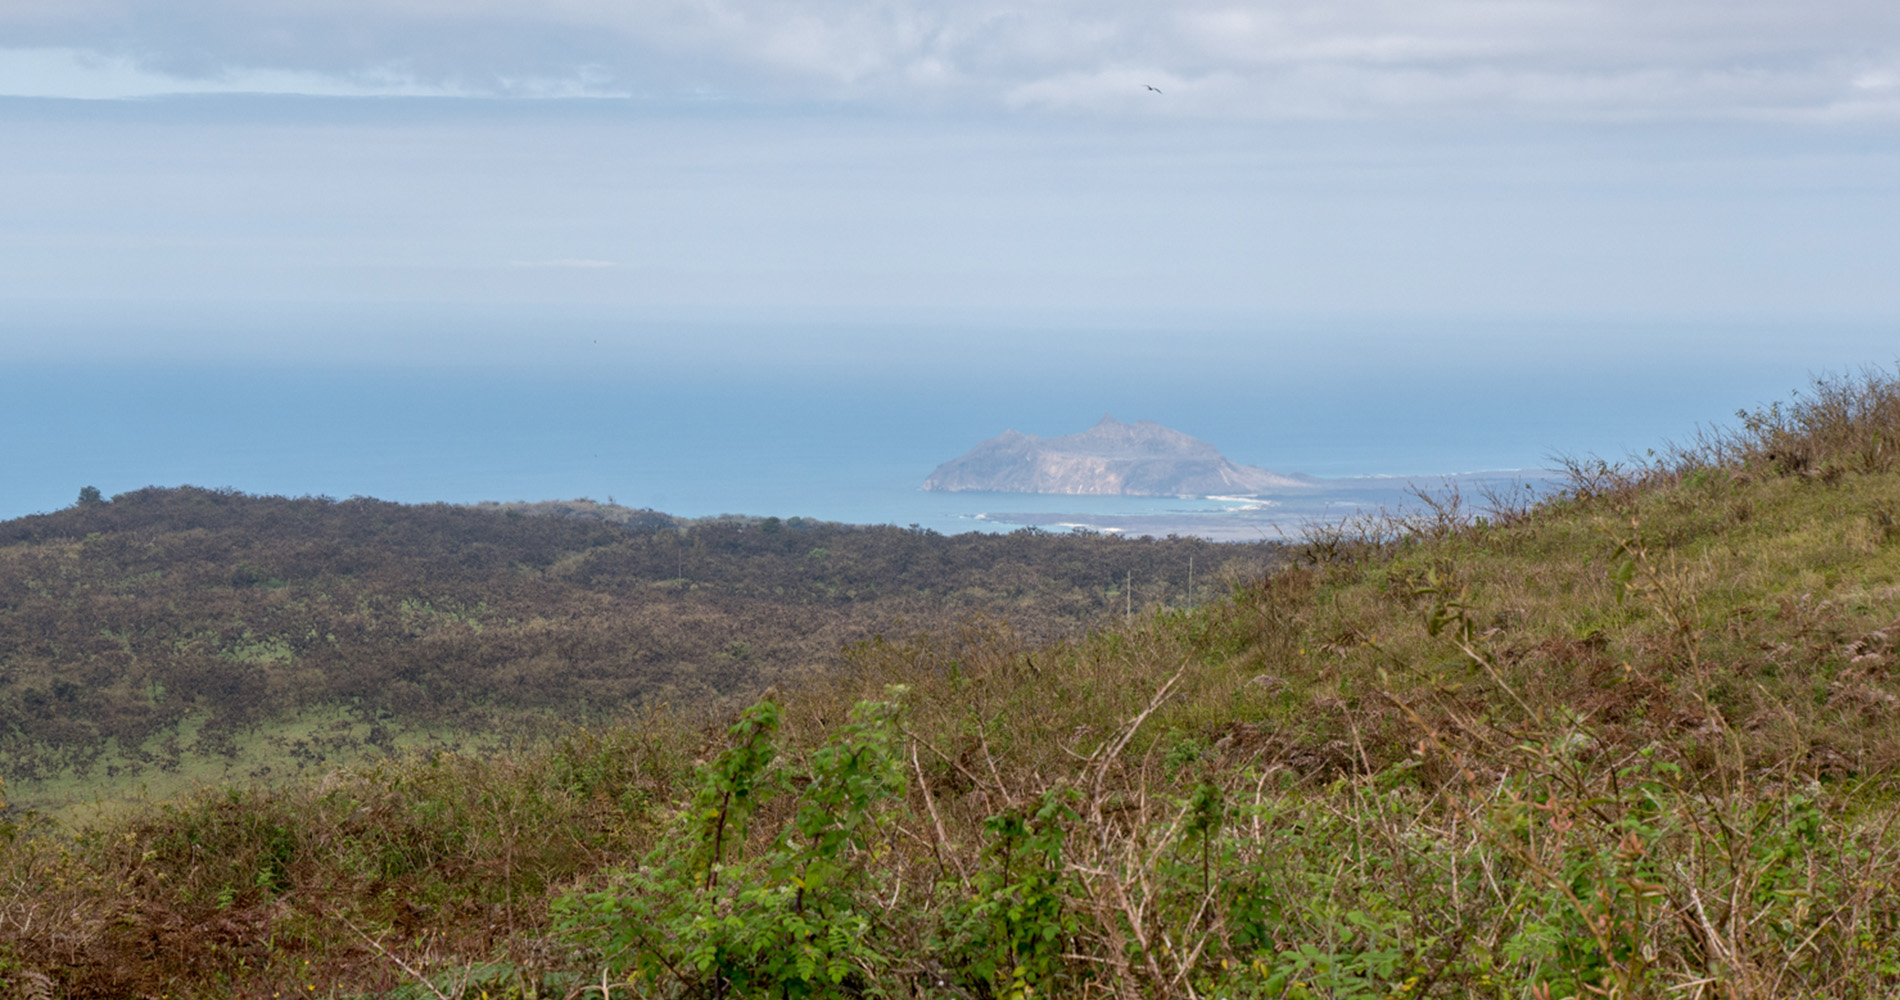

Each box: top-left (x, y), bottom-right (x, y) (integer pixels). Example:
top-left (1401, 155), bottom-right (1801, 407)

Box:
top-left (924, 415), bottom-right (1310, 496)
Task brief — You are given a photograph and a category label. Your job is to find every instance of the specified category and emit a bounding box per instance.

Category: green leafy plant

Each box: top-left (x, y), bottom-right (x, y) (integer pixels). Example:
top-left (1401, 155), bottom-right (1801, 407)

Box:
top-left (938, 790), bottom-right (1078, 999)
top-left (557, 690), bottom-right (910, 998)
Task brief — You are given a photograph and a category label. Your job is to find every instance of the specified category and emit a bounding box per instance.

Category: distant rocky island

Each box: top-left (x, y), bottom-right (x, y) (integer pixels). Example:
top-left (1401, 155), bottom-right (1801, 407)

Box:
top-left (924, 417), bottom-right (1312, 497)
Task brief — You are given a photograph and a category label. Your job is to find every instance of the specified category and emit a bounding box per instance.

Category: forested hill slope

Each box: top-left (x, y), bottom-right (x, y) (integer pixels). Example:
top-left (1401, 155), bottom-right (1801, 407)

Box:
top-left (0, 488), bottom-right (1276, 801)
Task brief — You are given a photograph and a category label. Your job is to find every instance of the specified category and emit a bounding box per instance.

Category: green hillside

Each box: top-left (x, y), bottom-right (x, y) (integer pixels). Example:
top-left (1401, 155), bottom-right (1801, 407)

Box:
top-left (6, 369), bottom-right (1900, 999)
top-left (0, 492), bottom-right (1268, 814)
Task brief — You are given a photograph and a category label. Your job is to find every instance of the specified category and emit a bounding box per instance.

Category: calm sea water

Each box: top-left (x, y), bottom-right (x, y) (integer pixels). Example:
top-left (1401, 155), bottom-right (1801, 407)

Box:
top-left (2, 321), bottom-right (1880, 537)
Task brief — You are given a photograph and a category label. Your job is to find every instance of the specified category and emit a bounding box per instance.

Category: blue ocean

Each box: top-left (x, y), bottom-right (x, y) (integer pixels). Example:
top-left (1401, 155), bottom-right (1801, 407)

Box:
top-left (3, 318), bottom-right (1883, 537)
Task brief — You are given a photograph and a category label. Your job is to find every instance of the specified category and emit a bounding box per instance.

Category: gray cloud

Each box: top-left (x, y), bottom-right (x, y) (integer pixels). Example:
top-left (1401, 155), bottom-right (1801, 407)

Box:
top-left (3, 0), bottom-right (1900, 119)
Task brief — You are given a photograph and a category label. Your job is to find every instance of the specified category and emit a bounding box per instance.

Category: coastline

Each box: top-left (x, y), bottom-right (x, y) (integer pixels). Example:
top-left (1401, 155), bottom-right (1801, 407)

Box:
top-left (954, 469), bottom-right (1561, 540)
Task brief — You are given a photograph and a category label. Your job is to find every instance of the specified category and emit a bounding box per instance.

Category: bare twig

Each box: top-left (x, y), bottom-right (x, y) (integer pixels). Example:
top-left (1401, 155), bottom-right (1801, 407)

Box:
top-left (345, 920), bottom-right (452, 1000)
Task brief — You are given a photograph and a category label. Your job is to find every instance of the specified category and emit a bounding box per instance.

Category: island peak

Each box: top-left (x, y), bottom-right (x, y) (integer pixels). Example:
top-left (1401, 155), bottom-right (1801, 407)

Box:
top-left (924, 420), bottom-right (1309, 496)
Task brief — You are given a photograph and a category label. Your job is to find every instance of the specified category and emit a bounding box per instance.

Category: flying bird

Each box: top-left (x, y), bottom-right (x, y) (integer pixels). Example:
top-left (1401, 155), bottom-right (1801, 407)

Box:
top-left (1145, 85), bottom-right (1163, 93)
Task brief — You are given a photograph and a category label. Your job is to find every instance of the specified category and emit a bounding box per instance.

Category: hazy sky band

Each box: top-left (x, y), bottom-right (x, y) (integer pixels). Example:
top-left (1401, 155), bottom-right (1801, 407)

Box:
top-left (2, 3), bottom-right (1897, 395)
top-left (2, 97), bottom-right (1897, 332)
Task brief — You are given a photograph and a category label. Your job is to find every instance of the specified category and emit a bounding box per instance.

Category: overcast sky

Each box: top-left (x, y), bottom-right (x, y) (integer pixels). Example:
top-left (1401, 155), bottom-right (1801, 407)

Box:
top-left (2, 1), bottom-right (1898, 370)
top-left (8, 0), bottom-right (1900, 119)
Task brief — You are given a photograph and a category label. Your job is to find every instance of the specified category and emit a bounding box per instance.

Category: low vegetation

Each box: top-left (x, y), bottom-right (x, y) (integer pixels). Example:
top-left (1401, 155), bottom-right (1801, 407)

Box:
top-left (7, 368), bottom-right (1900, 998)
top-left (0, 494), bottom-right (1265, 811)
